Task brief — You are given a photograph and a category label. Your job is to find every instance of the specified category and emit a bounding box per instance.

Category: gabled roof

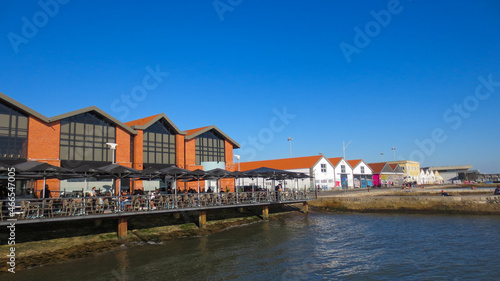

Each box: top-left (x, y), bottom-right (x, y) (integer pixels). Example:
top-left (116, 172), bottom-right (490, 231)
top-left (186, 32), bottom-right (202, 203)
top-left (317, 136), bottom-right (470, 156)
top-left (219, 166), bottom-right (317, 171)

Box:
top-left (125, 113), bottom-right (185, 135)
top-left (347, 159), bottom-right (361, 168)
top-left (389, 164), bottom-right (404, 174)
top-left (347, 159), bottom-right (373, 172)
top-left (50, 106), bottom-right (137, 134)
top-left (0, 92), bottom-right (50, 122)
top-left (328, 157), bottom-right (353, 169)
top-left (367, 162), bottom-right (392, 174)
top-left (328, 157), bottom-right (343, 166)
top-left (185, 125), bottom-right (240, 148)
top-left (240, 155), bottom-right (326, 171)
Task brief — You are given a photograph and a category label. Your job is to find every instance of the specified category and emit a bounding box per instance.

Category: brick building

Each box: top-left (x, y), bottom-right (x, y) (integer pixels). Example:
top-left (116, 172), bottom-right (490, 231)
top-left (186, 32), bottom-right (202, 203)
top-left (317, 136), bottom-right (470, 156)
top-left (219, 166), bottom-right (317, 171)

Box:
top-left (0, 92), bottom-right (240, 197)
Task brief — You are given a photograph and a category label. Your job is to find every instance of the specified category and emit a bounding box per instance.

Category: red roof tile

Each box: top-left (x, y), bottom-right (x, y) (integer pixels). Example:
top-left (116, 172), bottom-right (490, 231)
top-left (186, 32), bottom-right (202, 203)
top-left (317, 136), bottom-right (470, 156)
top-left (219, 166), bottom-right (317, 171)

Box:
top-left (185, 126), bottom-right (211, 137)
top-left (240, 155), bottom-right (323, 171)
top-left (347, 159), bottom-right (362, 168)
top-left (328, 157), bottom-right (343, 166)
top-left (367, 162), bottom-right (387, 174)
top-left (125, 114), bottom-right (160, 127)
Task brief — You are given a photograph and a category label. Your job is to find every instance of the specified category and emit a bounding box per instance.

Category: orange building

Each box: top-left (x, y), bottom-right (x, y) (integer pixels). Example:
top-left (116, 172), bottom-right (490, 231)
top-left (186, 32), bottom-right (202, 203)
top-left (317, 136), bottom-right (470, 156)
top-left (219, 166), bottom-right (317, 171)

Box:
top-left (0, 92), bottom-right (240, 196)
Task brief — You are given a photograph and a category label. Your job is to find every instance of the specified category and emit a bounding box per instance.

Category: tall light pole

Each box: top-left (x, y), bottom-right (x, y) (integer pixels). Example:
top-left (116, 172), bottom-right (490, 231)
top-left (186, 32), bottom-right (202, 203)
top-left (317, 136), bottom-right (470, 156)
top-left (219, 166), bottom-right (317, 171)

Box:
top-left (380, 152), bottom-right (384, 161)
top-left (234, 155), bottom-right (241, 189)
top-left (343, 140), bottom-right (351, 159)
top-left (391, 147), bottom-right (396, 161)
top-left (106, 143), bottom-right (118, 164)
top-left (288, 137), bottom-right (293, 158)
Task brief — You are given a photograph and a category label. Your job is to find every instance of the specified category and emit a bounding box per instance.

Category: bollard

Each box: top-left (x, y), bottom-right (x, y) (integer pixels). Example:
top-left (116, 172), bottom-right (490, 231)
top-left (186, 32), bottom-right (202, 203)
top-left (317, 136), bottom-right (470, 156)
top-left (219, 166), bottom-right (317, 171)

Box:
top-left (199, 210), bottom-right (207, 229)
top-left (262, 205), bottom-right (269, 220)
top-left (303, 202), bottom-right (309, 214)
top-left (117, 218), bottom-right (128, 239)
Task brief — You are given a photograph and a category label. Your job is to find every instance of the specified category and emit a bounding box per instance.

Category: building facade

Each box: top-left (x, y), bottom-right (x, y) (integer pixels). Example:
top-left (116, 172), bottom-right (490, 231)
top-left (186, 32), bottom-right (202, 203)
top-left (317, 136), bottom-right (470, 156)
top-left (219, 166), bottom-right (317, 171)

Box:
top-left (0, 92), bottom-right (240, 197)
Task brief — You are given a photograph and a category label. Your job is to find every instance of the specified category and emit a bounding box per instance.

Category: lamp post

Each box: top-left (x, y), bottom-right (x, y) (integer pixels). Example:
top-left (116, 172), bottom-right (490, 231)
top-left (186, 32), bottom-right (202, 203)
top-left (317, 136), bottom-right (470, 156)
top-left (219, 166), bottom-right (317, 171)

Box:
top-left (288, 137), bottom-right (293, 158)
top-left (380, 152), bottom-right (384, 161)
top-left (391, 147), bottom-right (396, 161)
top-left (343, 140), bottom-right (351, 159)
top-left (234, 154), bottom-right (241, 196)
top-left (106, 143), bottom-right (118, 164)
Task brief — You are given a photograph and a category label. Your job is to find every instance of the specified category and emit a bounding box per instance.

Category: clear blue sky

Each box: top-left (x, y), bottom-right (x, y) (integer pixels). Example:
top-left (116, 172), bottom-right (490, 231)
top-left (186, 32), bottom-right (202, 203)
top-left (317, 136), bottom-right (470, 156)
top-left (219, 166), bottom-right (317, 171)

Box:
top-left (1, 1), bottom-right (499, 173)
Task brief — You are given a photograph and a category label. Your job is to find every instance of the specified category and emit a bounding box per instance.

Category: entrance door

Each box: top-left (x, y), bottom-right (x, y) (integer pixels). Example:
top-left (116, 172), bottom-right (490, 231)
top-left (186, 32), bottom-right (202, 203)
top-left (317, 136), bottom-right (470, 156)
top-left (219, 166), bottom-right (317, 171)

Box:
top-left (341, 174), bottom-right (348, 189)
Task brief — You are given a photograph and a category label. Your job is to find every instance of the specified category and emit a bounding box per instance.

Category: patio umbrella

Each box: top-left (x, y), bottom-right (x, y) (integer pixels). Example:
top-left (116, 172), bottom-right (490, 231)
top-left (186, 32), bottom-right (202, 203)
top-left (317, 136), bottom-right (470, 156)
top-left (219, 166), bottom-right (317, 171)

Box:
top-left (14, 161), bottom-right (72, 213)
top-left (181, 169), bottom-right (207, 193)
top-left (97, 164), bottom-right (141, 195)
top-left (72, 164), bottom-right (104, 196)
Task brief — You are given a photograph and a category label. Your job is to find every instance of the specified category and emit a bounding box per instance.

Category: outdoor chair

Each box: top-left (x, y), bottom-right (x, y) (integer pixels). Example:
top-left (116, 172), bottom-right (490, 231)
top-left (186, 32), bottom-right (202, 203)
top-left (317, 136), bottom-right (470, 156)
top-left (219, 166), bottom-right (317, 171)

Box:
top-left (45, 200), bottom-right (54, 218)
top-left (102, 198), bottom-right (111, 213)
top-left (133, 198), bottom-right (141, 211)
top-left (27, 201), bottom-right (41, 219)
top-left (239, 193), bottom-right (246, 204)
top-left (20, 201), bottom-right (29, 219)
top-left (165, 195), bottom-right (173, 209)
top-left (85, 199), bottom-right (94, 214)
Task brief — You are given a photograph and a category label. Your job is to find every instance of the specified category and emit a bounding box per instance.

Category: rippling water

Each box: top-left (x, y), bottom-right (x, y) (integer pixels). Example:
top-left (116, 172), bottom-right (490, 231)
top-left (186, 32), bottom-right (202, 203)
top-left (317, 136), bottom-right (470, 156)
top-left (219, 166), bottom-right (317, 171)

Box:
top-left (6, 213), bottom-right (500, 280)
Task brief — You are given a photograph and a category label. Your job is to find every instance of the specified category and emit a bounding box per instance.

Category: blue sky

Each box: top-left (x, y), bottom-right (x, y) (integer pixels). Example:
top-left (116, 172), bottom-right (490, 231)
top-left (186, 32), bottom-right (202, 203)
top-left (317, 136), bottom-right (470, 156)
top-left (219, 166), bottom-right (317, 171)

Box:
top-left (1, 1), bottom-right (499, 173)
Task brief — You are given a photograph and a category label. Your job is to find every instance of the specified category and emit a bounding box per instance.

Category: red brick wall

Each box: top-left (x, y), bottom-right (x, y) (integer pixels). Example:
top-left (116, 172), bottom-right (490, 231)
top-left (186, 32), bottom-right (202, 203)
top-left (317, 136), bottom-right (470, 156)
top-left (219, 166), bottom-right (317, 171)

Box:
top-left (184, 138), bottom-right (196, 170)
top-left (27, 117), bottom-right (61, 195)
top-left (133, 130), bottom-right (143, 170)
top-left (116, 126), bottom-right (132, 168)
top-left (27, 117), bottom-right (60, 166)
top-left (176, 134), bottom-right (185, 169)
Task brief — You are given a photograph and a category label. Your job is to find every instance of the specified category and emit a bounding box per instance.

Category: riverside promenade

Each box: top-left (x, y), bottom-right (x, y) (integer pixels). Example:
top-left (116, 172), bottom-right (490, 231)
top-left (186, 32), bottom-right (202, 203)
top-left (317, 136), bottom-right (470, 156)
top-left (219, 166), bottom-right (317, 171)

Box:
top-left (311, 186), bottom-right (500, 214)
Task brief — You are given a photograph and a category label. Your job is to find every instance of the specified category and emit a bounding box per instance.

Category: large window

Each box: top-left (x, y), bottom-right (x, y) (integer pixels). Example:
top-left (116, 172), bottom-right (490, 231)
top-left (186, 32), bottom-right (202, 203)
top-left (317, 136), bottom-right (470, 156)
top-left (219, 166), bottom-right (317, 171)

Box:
top-left (60, 112), bottom-right (116, 162)
top-left (143, 120), bottom-right (176, 165)
top-left (195, 130), bottom-right (225, 165)
top-left (0, 102), bottom-right (28, 160)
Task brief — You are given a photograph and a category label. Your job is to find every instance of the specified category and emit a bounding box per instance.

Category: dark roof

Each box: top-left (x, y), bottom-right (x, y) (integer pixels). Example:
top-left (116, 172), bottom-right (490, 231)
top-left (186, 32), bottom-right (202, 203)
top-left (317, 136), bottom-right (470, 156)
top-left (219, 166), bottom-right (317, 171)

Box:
top-left (50, 106), bottom-right (137, 134)
top-left (0, 92), bottom-right (50, 122)
top-left (185, 125), bottom-right (240, 148)
top-left (125, 113), bottom-right (186, 135)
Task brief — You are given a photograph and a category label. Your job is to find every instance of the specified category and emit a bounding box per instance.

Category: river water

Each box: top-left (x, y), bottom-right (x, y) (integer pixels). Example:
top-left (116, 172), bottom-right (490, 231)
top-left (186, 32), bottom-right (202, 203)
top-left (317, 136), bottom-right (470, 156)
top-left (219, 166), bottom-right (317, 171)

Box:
top-left (7, 213), bottom-right (500, 280)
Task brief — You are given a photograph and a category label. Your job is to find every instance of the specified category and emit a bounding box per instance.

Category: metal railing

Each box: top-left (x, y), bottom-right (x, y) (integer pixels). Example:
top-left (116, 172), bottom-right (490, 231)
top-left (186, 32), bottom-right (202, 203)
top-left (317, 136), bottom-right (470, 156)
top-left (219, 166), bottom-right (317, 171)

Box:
top-left (0, 190), bottom-right (313, 221)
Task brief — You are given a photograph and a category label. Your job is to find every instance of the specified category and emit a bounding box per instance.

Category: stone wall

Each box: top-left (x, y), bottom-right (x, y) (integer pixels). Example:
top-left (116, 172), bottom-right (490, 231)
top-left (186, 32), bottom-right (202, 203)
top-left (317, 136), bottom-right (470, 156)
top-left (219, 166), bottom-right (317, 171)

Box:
top-left (310, 195), bottom-right (500, 215)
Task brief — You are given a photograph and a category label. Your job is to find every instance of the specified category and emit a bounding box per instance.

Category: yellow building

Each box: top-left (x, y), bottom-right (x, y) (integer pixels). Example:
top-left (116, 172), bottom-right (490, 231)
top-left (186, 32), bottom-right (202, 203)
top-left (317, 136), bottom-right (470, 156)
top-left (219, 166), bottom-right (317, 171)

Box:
top-left (386, 160), bottom-right (420, 181)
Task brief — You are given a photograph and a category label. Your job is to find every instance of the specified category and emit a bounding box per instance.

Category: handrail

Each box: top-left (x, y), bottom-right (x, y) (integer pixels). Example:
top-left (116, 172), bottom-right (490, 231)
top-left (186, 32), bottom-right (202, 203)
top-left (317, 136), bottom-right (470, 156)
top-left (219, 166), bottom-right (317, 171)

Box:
top-left (0, 190), bottom-right (313, 221)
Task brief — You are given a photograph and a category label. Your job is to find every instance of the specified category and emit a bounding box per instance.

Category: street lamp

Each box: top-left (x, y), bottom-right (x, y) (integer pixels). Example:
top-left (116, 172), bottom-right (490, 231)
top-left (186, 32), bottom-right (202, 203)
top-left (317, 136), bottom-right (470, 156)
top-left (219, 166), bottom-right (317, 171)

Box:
top-left (288, 137), bottom-right (293, 158)
top-left (106, 143), bottom-right (118, 164)
top-left (380, 152), bottom-right (384, 161)
top-left (234, 154), bottom-right (241, 190)
top-left (391, 147), bottom-right (396, 161)
top-left (343, 140), bottom-right (351, 159)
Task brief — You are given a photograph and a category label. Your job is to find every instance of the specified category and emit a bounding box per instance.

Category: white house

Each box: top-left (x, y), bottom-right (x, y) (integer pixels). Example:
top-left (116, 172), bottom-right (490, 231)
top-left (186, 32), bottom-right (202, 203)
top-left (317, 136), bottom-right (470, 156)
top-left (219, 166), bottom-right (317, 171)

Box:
top-left (328, 157), bottom-right (354, 189)
top-left (239, 155), bottom-right (336, 190)
top-left (347, 159), bottom-right (373, 188)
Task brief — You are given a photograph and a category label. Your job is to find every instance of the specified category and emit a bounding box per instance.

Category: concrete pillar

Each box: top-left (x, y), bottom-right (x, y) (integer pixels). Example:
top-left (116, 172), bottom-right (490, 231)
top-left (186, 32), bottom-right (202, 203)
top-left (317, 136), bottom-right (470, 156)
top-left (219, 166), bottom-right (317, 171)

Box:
top-left (303, 202), bottom-right (309, 214)
top-left (262, 205), bottom-right (269, 220)
top-left (199, 210), bottom-right (207, 229)
top-left (118, 218), bottom-right (128, 239)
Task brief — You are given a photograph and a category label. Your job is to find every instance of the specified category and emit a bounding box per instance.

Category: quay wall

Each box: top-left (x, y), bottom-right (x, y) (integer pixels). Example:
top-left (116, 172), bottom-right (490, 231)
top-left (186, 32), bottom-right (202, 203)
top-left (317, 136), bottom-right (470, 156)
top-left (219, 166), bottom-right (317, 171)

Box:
top-left (309, 195), bottom-right (500, 214)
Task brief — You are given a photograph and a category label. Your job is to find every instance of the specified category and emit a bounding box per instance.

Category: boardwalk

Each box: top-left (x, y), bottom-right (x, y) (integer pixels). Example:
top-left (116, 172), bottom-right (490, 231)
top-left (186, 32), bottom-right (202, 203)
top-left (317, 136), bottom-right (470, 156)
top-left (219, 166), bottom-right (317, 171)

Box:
top-left (0, 191), bottom-right (314, 237)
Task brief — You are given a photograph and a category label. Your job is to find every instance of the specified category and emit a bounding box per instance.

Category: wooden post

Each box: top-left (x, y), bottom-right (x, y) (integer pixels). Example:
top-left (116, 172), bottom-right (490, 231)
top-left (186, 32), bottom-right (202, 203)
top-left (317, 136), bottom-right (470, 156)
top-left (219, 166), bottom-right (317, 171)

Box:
top-left (303, 201), bottom-right (309, 214)
top-left (118, 217), bottom-right (128, 239)
top-left (199, 210), bottom-right (207, 229)
top-left (262, 205), bottom-right (269, 220)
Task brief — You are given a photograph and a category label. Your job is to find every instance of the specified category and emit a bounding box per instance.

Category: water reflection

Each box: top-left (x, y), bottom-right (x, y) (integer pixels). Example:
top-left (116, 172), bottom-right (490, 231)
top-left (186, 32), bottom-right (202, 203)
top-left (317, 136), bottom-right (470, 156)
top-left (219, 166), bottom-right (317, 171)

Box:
top-left (4, 213), bottom-right (500, 281)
